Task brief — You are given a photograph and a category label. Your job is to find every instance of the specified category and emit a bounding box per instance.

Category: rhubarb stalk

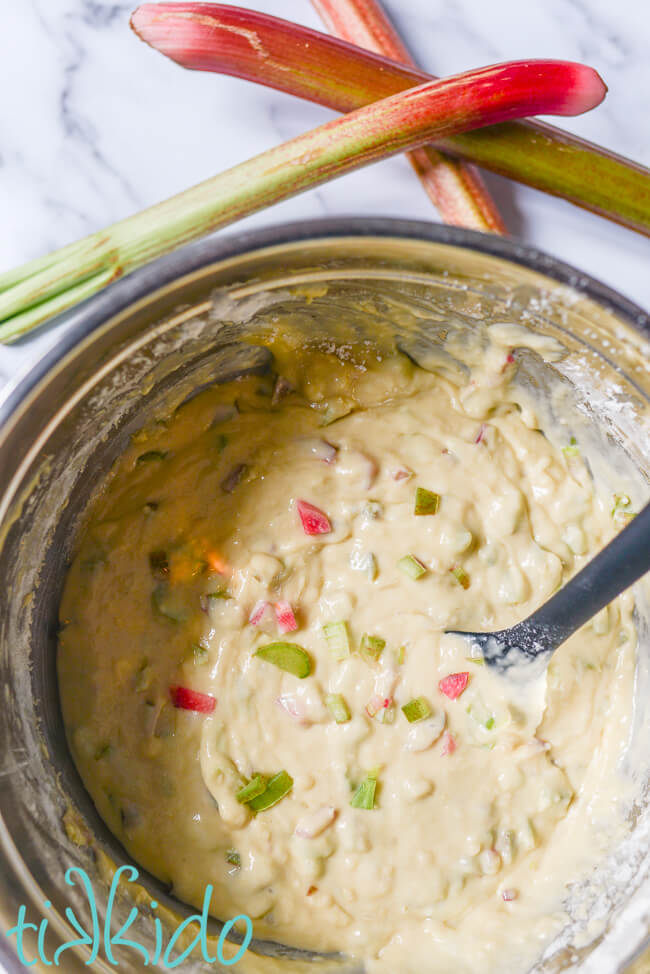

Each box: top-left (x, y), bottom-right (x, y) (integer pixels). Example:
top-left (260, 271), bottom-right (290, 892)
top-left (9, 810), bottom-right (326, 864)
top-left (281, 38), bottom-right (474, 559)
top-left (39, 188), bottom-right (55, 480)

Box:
top-left (0, 59), bottom-right (605, 341)
top-left (311, 0), bottom-right (505, 233)
top-left (131, 4), bottom-right (649, 239)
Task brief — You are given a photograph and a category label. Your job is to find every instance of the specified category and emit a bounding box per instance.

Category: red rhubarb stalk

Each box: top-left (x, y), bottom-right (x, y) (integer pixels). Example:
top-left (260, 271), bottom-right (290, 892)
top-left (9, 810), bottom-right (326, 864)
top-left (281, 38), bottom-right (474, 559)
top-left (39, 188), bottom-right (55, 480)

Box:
top-left (312, 0), bottom-right (505, 232)
top-left (0, 51), bottom-right (605, 340)
top-left (130, 4), bottom-right (649, 238)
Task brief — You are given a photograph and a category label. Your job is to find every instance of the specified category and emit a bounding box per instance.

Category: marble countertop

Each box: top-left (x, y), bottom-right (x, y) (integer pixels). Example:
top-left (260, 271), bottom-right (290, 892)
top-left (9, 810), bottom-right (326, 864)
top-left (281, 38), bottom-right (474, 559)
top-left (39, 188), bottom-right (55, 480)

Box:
top-left (1, 0), bottom-right (649, 389)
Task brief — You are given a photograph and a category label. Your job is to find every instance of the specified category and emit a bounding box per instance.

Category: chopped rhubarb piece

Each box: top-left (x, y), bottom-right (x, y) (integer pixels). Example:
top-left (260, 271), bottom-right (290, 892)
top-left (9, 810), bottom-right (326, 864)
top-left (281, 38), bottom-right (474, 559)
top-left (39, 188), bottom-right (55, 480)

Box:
top-left (295, 806), bottom-right (337, 838)
top-left (451, 564), bottom-right (470, 589)
top-left (350, 550), bottom-right (378, 581)
top-left (221, 462), bottom-right (248, 493)
top-left (475, 423), bottom-right (487, 444)
top-left (611, 493), bottom-right (632, 517)
top-left (439, 672), bottom-right (470, 700)
top-left (248, 770), bottom-right (293, 812)
top-left (322, 621), bottom-right (351, 660)
top-left (301, 437), bottom-right (338, 463)
top-left (296, 499), bottom-right (332, 535)
top-left (501, 351), bottom-right (516, 372)
top-left (365, 694), bottom-right (383, 718)
top-left (137, 449), bottom-right (168, 464)
top-left (611, 494), bottom-right (636, 524)
top-left (275, 600), bottom-right (298, 633)
top-left (236, 774), bottom-right (267, 804)
top-left (255, 642), bottom-right (312, 678)
top-left (562, 436), bottom-right (580, 457)
top-left (169, 685), bottom-right (216, 713)
top-left (325, 693), bottom-right (351, 723)
top-left (362, 499), bottom-right (383, 520)
top-left (360, 632), bottom-right (386, 664)
top-left (350, 770), bottom-right (378, 810)
top-left (401, 697), bottom-right (432, 723)
top-left (414, 487), bottom-right (441, 515)
top-left (249, 599), bottom-right (273, 626)
top-left (501, 888), bottom-right (519, 902)
top-left (272, 375), bottom-right (293, 406)
top-left (440, 730), bottom-right (457, 756)
top-left (277, 694), bottom-right (308, 722)
top-left (205, 550), bottom-right (231, 575)
top-left (148, 550), bottom-right (169, 580)
top-left (366, 695), bottom-right (393, 719)
top-left (399, 554), bottom-right (427, 580)
top-left (391, 465), bottom-right (413, 482)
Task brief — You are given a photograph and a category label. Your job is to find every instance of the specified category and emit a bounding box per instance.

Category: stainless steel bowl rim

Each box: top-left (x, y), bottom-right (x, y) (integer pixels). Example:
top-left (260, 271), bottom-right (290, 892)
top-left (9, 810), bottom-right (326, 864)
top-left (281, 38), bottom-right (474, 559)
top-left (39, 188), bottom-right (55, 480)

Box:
top-left (3, 217), bottom-right (649, 431)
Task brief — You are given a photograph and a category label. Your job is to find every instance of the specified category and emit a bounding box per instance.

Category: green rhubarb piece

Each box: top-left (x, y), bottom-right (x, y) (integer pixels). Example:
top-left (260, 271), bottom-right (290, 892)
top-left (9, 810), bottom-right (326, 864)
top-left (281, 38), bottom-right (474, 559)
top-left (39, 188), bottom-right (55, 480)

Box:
top-left (322, 621), bottom-right (351, 660)
top-left (467, 698), bottom-right (496, 730)
top-left (248, 771), bottom-right (293, 812)
top-left (137, 450), bottom-right (168, 464)
top-left (135, 659), bottom-right (152, 692)
top-left (451, 565), bottom-right (470, 589)
top-left (360, 632), bottom-right (386, 663)
top-left (398, 554), bottom-right (427, 580)
top-left (362, 500), bottom-right (383, 520)
top-left (254, 642), bottom-right (312, 678)
top-left (414, 487), bottom-right (441, 516)
top-left (325, 693), bottom-right (351, 723)
top-left (320, 401), bottom-right (353, 426)
top-left (350, 550), bottom-right (378, 581)
top-left (562, 436), bottom-right (580, 457)
top-left (611, 494), bottom-right (636, 521)
top-left (350, 772), bottom-right (378, 810)
top-left (151, 583), bottom-right (189, 623)
top-left (207, 586), bottom-right (231, 600)
top-left (236, 774), bottom-right (268, 804)
top-left (612, 493), bottom-right (631, 515)
top-left (401, 697), bottom-right (432, 723)
top-left (192, 644), bottom-right (208, 665)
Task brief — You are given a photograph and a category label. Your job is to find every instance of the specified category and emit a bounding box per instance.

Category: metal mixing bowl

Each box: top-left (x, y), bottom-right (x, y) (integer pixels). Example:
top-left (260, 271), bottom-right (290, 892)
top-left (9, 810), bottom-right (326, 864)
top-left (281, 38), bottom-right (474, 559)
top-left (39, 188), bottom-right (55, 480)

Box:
top-left (0, 218), bottom-right (648, 974)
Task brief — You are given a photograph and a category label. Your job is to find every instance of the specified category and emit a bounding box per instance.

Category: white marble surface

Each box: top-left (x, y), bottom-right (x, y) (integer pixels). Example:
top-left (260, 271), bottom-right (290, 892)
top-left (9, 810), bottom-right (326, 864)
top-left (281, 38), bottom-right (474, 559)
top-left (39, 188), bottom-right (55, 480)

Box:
top-left (1, 0), bottom-right (649, 390)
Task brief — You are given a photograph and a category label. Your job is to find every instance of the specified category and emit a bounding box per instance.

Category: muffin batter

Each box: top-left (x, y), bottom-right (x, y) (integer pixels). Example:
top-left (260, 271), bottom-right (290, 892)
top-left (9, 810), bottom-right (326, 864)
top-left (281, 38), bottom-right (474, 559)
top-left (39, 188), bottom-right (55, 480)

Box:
top-left (58, 334), bottom-right (637, 974)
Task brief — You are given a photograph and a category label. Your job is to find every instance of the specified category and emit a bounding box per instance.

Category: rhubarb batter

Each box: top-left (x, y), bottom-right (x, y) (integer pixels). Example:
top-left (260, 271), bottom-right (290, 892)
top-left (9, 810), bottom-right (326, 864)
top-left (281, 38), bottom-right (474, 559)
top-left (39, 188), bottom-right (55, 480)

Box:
top-left (58, 333), bottom-right (637, 974)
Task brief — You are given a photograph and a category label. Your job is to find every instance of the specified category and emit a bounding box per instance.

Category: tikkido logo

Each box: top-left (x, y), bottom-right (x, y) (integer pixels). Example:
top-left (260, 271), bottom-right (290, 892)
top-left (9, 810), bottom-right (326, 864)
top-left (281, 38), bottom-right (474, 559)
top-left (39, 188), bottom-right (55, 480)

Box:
top-left (6, 865), bottom-right (253, 968)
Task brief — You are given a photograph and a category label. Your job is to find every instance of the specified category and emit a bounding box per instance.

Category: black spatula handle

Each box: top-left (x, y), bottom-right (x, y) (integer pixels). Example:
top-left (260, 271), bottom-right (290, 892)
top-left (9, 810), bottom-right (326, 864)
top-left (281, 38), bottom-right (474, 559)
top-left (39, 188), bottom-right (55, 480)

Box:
top-left (509, 499), bottom-right (650, 655)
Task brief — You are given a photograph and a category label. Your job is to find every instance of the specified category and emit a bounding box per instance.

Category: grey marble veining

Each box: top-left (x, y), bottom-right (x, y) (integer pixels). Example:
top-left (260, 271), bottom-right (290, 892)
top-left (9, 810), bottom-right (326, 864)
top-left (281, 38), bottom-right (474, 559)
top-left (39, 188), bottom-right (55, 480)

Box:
top-left (0, 0), bottom-right (649, 387)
